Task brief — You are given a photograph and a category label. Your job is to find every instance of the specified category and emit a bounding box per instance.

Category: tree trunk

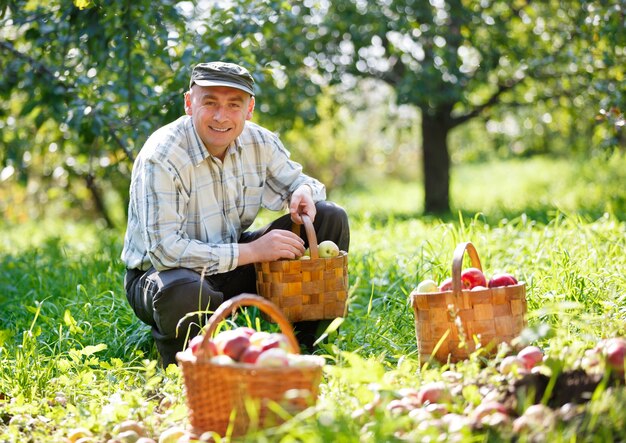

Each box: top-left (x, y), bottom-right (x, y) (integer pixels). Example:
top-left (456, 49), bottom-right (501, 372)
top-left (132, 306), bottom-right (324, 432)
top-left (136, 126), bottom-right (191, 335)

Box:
top-left (421, 110), bottom-right (451, 214)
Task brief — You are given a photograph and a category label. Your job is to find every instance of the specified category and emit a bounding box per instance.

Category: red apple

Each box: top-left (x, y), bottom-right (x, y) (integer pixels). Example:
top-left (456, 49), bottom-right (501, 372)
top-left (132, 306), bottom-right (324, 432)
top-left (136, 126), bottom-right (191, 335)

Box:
top-left (461, 268), bottom-right (487, 289)
top-left (213, 329), bottom-right (251, 361)
top-left (256, 348), bottom-right (290, 367)
top-left (470, 401), bottom-right (508, 422)
top-left (517, 346), bottom-right (543, 370)
top-left (188, 334), bottom-right (217, 357)
top-left (488, 272), bottom-right (518, 288)
top-left (439, 277), bottom-right (453, 291)
top-left (499, 355), bottom-right (527, 375)
top-left (239, 345), bottom-right (264, 364)
top-left (238, 327), bottom-right (257, 337)
top-left (260, 332), bottom-right (295, 353)
top-left (416, 382), bottom-right (451, 405)
top-left (603, 337), bottom-right (626, 373)
top-left (250, 331), bottom-right (295, 353)
top-left (188, 335), bottom-right (205, 355)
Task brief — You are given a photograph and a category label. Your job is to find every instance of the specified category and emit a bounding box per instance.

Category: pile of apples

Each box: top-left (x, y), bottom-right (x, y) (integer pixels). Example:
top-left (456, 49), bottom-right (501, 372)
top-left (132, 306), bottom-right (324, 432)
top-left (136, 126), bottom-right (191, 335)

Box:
top-left (184, 327), bottom-right (313, 368)
top-left (414, 268), bottom-right (519, 294)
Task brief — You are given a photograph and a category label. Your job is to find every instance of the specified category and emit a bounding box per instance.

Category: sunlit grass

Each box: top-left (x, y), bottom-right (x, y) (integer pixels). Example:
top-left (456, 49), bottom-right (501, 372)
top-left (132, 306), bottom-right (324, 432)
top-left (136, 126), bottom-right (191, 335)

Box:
top-left (1, 155), bottom-right (626, 441)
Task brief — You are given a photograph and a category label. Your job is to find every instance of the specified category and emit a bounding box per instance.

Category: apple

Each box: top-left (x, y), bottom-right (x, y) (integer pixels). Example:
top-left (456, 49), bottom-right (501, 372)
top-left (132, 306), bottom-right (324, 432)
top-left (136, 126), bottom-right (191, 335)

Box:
top-left (213, 329), bottom-right (251, 361)
top-left (113, 419), bottom-right (146, 437)
top-left (488, 272), bottom-right (518, 288)
top-left (318, 240), bottom-right (340, 258)
top-left (471, 285), bottom-right (487, 291)
top-left (67, 428), bottom-right (93, 443)
top-left (439, 277), bottom-right (453, 291)
top-left (461, 268), bottom-right (487, 289)
top-left (237, 326), bottom-right (257, 337)
top-left (249, 331), bottom-right (272, 347)
top-left (251, 332), bottom-right (295, 353)
top-left (499, 355), bottom-right (527, 375)
top-left (602, 337), bottom-right (626, 373)
top-left (416, 381), bottom-right (451, 405)
top-left (239, 345), bottom-right (264, 364)
top-left (470, 401), bottom-right (508, 422)
top-left (286, 354), bottom-right (321, 367)
top-left (415, 279), bottom-right (439, 293)
top-left (256, 348), bottom-right (290, 367)
top-left (210, 354), bottom-right (235, 365)
top-left (187, 334), bottom-right (206, 356)
top-left (517, 345), bottom-right (543, 370)
top-left (158, 427), bottom-right (186, 443)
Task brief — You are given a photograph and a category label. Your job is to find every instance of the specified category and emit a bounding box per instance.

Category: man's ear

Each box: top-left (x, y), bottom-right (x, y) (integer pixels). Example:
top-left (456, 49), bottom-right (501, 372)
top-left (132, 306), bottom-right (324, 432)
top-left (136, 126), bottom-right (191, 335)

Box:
top-left (246, 96), bottom-right (255, 120)
top-left (184, 90), bottom-right (192, 116)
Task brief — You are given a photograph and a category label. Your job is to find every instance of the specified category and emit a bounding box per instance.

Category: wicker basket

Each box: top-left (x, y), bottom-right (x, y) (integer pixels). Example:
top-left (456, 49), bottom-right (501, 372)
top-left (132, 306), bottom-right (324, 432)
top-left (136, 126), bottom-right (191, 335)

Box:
top-left (410, 242), bottom-right (527, 363)
top-left (254, 214), bottom-right (348, 322)
top-left (176, 293), bottom-right (325, 437)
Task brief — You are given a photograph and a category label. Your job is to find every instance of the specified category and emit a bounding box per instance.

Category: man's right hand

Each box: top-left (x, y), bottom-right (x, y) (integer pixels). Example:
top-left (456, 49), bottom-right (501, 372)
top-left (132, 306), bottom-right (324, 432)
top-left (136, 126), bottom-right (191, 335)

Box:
top-left (237, 229), bottom-right (305, 266)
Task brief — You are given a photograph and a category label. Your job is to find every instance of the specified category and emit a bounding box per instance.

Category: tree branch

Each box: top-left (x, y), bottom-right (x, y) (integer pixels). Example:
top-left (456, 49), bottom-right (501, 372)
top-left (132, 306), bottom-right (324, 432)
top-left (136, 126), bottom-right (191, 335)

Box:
top-left (0, 39), bottom-right (135, 163)
top-left (451, 76), bottom-right (526, 128)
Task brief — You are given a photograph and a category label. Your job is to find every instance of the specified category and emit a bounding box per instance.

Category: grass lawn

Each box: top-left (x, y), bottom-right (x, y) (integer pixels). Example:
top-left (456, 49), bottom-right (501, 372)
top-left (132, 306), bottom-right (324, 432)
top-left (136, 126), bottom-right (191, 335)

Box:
top-left (1, 154), bottom-right (626, 442)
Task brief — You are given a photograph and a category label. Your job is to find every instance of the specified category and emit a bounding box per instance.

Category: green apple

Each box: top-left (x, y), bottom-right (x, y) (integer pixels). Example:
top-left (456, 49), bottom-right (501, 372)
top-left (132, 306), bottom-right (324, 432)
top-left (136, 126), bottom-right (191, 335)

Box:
top-left (415, 279), bottom-right (439, 293)
top-left (158, 427), bottom-right (186, 443)
top-left (318, 240), bottom-right (340, 258)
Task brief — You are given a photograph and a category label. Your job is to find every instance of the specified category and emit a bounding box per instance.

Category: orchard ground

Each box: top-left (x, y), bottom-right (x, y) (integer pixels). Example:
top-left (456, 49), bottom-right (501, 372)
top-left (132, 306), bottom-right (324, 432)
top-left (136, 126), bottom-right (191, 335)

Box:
top-left (1, 154), bottom-right (626, 441)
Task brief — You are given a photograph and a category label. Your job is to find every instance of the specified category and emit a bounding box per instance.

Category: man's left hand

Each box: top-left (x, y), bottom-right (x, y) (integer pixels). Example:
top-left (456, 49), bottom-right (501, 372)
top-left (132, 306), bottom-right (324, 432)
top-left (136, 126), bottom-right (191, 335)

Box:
top-left (289, 185), bottom-right (316, 224)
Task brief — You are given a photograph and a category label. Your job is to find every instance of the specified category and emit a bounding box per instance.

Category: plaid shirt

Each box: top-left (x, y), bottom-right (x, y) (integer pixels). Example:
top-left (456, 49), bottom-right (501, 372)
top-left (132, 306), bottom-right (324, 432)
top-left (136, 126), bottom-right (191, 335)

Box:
top-left (121, 116), bottom-right (326, 274)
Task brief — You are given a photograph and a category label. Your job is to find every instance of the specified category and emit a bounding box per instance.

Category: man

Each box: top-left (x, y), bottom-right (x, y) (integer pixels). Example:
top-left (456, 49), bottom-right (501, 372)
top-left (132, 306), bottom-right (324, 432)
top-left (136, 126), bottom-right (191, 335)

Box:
top-left (121, 61), bottom-right (350, 367)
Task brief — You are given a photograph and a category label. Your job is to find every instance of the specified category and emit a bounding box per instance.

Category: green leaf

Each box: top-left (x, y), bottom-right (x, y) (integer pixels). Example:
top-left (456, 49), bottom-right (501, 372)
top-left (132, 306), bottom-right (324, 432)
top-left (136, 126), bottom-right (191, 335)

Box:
top-left (63, 309), bottom-right (84, 335)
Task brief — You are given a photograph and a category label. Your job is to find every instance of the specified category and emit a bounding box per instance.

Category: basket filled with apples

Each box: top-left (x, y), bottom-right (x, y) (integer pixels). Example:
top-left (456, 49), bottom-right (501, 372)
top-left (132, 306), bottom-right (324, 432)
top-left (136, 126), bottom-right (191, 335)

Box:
top-left (254, 213), bottom-right (348, 323)
top-left (410, 241), bottom-right (527, 363)
top-left (176, 293), bottom-right (325, 437)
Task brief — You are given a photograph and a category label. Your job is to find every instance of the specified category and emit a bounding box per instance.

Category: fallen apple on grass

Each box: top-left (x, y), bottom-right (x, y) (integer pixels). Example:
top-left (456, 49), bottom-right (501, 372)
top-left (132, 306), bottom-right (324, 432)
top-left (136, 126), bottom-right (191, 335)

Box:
top-left (517, 345), bottom-right (544, 370)
top-left (416, 381), bottom-right (451, 405)
top-left (499, 355), bottom-right (528, 375)
top-left (601, 337), bottom-right (626, 373)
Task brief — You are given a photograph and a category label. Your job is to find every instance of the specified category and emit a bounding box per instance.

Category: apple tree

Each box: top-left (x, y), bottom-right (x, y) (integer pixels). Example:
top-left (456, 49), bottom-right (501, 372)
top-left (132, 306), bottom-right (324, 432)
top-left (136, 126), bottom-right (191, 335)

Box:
top-left (294, 0), bottom-right (625, 213)
top-left (0, 0), bottom-right (315, 225)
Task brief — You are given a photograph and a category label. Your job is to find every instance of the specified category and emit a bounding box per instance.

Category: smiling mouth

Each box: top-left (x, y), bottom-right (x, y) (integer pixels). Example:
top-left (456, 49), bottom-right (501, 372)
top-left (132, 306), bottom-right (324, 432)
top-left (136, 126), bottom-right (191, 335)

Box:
top-left (210, 126), bottom-right (230, 133)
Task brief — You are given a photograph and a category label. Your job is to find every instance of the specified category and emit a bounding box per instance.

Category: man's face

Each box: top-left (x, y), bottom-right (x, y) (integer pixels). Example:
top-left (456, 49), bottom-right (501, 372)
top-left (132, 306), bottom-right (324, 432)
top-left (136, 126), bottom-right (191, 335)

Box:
top-left (184, 85), bottom-right (255, 158)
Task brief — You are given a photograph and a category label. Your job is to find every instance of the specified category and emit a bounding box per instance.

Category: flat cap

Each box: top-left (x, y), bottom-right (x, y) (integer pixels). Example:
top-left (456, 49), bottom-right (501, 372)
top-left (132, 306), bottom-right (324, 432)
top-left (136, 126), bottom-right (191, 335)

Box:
top-left (189, 62), bottom-right (255, 96)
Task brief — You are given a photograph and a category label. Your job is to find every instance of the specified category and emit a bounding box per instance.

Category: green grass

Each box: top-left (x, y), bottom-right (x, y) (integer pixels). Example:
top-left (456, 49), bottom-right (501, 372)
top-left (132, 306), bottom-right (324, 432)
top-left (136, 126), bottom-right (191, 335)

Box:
top-left (1, 154), bottom-right (626, 442)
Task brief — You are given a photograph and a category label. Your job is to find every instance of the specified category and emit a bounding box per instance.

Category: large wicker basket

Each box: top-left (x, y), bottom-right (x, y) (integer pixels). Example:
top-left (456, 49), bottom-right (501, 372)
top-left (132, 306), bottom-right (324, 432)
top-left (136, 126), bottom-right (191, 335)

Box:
top-left (410, 242), bottom-right (527, 363)
top-left (254, 214), bottom-right (348, 322)
top-left (176, 293), bottom-right (325, 437)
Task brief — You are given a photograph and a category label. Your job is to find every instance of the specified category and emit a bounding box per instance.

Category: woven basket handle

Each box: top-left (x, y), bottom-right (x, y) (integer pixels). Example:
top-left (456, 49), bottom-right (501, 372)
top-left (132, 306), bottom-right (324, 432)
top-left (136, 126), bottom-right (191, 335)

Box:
top-left (201, 293), bottom-right (301, 357)
top-left (451, 242), bottom-right (483, 296)
top-left (292, 214), bottom-right (319, 259)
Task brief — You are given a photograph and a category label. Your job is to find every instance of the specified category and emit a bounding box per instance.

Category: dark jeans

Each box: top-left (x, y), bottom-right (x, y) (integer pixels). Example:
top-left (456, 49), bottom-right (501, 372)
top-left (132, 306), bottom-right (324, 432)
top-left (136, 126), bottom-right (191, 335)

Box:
top-left (124, 201), bottom-right (350, 367)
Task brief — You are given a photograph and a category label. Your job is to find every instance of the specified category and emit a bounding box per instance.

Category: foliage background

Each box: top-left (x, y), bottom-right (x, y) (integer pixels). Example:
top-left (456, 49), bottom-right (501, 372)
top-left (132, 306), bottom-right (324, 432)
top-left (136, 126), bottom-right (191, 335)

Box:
top-left (0, 0), bottom-right (624, 224)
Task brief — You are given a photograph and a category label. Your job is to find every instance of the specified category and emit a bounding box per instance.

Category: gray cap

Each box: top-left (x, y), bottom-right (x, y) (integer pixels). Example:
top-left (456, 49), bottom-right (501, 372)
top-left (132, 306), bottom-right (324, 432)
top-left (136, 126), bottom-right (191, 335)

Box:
top-left (189, 62), bottom-right (255, 96)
